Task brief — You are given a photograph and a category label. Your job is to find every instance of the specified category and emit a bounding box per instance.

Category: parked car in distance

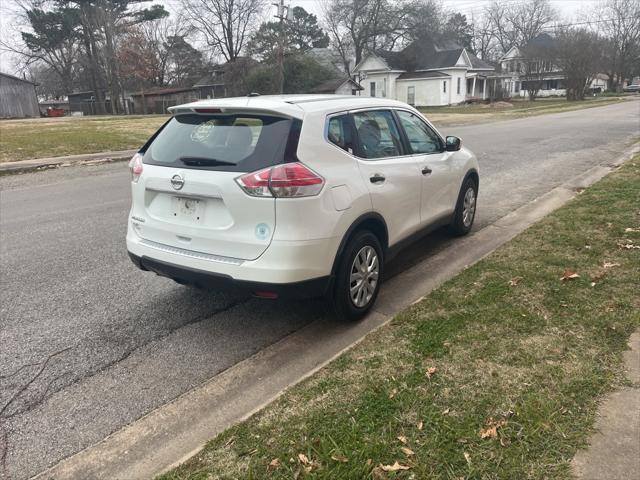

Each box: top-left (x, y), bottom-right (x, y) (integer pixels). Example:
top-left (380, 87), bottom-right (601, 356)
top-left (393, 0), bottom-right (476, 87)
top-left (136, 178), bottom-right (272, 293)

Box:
top-left (126, 95), bottom-right (479, 320)
top-left (622, 84), bottom-right (640, 93)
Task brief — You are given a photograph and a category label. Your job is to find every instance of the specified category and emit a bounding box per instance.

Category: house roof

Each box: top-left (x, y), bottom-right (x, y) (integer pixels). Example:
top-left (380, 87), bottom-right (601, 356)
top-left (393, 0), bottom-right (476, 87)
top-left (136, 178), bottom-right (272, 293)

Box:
top-left (375, 44), bottom-right (465, 72)
top-left (528, 33), bottom-right (554, 49)
top-left (0, 71), bottom-right (37, 85)
top-left (467, 52), bottom-right (494, 70)
top-left (130, 86), bottom-right (196, 97)
top-left (309, 77), bottom-right (363, 93)
top-left (396, 71), bottom-right (450, 80)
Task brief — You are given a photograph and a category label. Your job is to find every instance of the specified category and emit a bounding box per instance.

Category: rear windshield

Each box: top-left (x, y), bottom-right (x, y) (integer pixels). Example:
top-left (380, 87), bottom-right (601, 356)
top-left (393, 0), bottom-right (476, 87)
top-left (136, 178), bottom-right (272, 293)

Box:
top-left (143, 114), bottom-right (301, 172)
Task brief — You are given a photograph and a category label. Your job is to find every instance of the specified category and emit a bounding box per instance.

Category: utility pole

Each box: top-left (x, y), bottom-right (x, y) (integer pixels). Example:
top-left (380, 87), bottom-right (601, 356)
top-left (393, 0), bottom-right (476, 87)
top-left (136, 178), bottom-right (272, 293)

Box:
top-left (274, 0), bottom-right (288, 94)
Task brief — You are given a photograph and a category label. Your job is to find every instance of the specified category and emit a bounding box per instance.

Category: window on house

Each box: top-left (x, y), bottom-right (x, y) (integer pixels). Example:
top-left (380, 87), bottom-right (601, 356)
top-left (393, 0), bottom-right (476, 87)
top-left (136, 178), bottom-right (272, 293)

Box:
top-left (457, 77), bottom-right (461, 94)
top-left (352, 110), bottom-right (403, 159)
top-left (407, 86), bottom-right (415, 105)
top-left (370, 81), bottom-right (376, 97)
top-left (396, 110), bottom-right (443, 154)
top-left (443, 81), bottom-right (447, 93)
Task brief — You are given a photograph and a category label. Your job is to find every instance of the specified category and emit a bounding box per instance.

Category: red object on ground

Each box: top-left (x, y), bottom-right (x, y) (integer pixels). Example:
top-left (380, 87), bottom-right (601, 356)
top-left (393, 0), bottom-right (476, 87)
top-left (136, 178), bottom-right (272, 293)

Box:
top-left (47, 107), bottom-right (65, 117)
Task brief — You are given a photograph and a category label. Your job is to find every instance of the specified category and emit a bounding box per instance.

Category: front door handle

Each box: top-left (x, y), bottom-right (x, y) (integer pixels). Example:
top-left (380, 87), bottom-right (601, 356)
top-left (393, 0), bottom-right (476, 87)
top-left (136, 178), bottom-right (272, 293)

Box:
top-left (422, 166), bottom-right (433, 175)
top-left (370, 174), bottom-right (386, 184)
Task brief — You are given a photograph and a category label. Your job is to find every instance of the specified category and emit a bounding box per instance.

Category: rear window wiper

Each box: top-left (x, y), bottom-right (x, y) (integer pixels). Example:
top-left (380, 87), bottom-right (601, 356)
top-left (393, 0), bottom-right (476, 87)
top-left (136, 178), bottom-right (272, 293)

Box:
top-left (178, 157), bottom-right (236, 167)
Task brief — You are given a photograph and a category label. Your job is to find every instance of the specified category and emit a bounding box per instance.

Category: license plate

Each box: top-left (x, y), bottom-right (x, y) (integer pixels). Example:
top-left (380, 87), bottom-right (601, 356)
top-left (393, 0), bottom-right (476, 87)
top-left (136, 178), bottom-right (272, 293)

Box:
top-left (172, 197), bottom-right (201, 220)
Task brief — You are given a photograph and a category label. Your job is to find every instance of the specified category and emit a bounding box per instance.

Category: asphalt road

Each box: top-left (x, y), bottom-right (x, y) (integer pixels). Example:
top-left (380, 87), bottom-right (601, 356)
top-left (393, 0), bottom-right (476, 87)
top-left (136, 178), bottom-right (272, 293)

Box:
top-left (1, 100), bottom-right (639, 479)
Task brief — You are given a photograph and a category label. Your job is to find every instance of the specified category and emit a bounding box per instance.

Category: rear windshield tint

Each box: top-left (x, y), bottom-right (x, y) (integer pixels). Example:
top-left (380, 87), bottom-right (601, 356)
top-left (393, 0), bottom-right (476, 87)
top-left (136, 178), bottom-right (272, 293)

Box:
top-left (143, 114), bottom-right (300, 172)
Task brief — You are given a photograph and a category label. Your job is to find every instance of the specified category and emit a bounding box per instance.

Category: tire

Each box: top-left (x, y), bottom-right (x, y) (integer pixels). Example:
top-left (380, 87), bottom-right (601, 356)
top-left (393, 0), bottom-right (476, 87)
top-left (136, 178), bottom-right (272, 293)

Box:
top-left (449, 177), bottom-right (478, 236)
top-left (330, 230), bottom-right (383, 321)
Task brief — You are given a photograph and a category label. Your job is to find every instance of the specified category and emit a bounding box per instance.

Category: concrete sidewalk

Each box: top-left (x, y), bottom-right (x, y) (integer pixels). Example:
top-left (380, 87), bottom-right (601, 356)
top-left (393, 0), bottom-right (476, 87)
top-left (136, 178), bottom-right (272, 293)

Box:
top-left (572, 331), bottom-right (640, 480)
top-left (0, 149), bottom-right (136, 175)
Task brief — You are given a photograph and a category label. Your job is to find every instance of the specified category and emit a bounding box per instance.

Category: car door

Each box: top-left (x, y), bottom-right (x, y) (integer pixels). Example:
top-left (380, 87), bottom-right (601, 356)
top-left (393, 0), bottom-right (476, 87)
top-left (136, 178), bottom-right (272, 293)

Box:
top-left (394, 109), bottom-right (457, 227)
top-left (348, 109), bottom-right (422, 246)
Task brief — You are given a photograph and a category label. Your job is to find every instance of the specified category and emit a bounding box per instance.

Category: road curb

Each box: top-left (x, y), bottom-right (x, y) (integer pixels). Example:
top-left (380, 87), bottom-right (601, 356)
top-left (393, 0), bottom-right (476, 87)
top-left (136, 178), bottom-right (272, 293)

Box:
top-left (0, 150), bottom-right (136, 176)
top-left (32, 143), bottom-right (640, 480)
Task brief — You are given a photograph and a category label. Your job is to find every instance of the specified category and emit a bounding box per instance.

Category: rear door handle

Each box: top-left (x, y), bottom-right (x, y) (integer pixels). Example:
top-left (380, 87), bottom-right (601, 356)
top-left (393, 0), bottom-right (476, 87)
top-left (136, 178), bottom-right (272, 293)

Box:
top-left (422, 166), bottom-right (432, 175)
top-left (370, 174), bottom-right (386, 184)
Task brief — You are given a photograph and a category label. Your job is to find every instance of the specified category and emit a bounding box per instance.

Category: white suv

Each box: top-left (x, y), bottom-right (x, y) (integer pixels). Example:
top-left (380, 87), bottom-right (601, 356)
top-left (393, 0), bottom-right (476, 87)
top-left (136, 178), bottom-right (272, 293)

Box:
top-left (127, 95), bottom-right (479, 320)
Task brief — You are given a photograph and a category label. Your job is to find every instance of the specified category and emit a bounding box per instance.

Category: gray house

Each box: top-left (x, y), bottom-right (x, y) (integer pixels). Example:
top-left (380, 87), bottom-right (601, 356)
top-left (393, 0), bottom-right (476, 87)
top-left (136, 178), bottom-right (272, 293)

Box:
top-left (0, 72), bottom-right (39, 118)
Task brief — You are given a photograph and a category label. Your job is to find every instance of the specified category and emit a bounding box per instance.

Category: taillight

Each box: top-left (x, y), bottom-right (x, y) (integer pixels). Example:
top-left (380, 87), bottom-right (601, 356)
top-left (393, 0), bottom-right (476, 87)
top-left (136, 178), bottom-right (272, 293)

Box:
top-left (236, 163), bottom-right (324, 198)
top-left (128, 153), bottom-right (143, 183)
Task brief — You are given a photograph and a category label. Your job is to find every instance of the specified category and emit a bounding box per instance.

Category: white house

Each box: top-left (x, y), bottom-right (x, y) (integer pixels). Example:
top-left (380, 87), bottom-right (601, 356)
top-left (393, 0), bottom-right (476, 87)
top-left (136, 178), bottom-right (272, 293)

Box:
top-left (499, 33), bottom-right (609, 97)
top-left (352, 40), bottom-right (501, 107)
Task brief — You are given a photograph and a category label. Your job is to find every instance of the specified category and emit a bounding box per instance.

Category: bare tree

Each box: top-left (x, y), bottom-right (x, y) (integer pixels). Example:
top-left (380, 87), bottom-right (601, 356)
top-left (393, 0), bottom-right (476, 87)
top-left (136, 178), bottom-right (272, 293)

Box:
top-left (180, 0), bottom-right (265, 63)
top-left (554, 28), bottom-right (605, 100)
top-left (485, 0), bottom-right (557, 54)
top-left (591, 0), bottom-right (640, 91)
top-left (470, 12), bottom-right (498, 60)
top-left (520, 41), bottom-right (554, 101)
top-left (323, 0), bottom-right (405, 72)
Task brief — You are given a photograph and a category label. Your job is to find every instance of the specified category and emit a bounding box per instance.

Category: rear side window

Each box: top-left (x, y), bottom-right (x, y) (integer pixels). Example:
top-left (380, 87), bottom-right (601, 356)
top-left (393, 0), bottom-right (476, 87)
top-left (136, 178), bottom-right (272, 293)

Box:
top-left (327, 114), bottom-right (356, 154)
top-left (352, 110), bottom-right (403, 159)
top-left (143, 114), bottom-right (300, 172)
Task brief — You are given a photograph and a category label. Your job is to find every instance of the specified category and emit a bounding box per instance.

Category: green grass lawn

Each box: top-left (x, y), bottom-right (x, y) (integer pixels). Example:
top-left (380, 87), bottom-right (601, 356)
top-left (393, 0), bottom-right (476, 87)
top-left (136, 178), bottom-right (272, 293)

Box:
top-left (420, 96), bottom-right (625, 116)
top-left (0, 115), bottom-right (168, 162)
top-left (160, 155), bottom-right (640, 479)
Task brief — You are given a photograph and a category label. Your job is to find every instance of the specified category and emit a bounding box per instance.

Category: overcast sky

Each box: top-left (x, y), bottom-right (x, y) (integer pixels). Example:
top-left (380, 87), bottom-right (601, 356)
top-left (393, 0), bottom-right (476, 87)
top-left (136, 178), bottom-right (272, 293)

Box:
top-left (0, 0), bottom-right (599, 76)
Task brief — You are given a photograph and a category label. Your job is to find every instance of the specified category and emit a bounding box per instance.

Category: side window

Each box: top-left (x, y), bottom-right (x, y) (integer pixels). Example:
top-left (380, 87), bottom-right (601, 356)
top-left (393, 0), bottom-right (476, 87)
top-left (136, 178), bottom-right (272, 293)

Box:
top-left (396, 110), bottom-right (443, 154)
top-left (327, 114), bottom-right (355, 154)
top-left (352, 110), bottom-right (403, 159)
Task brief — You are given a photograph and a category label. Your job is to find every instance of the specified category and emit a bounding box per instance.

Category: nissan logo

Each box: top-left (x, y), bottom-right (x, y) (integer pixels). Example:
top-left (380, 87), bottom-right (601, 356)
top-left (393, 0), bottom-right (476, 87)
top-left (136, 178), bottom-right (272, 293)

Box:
top-left (171, 174), bottom-right (184, 190)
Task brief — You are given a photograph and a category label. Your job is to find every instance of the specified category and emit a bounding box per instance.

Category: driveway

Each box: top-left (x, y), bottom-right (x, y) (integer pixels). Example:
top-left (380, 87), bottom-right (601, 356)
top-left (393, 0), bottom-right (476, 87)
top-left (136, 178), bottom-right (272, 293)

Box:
top-left (1, 99), bottom-right (638, 479)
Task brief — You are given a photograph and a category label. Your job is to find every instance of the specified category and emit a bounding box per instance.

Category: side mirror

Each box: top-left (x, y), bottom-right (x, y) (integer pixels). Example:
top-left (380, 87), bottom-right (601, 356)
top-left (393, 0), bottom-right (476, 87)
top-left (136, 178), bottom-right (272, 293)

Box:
top-left (445, 136), bottom-right (461, 152)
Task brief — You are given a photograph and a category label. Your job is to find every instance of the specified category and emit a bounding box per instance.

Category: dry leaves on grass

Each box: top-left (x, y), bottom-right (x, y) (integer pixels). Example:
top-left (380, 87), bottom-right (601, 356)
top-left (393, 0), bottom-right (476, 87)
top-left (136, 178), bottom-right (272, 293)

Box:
top-left (560, 269), bottom-right (580, 281)
top-left (380, 461), bottom-right (411, 472)
top-left (297, 453), bottom-right (320, 472)
top-left (508, 276), bottom-right (523, 286)
top-left (603, 262), bottom-right (621, 268)
top-left (267, 458), bottom-right (280, 470)
top-left (389, 388), bottom-right (398, 399)
top-left (479, 418), bottom-right (507, 439)
top-left (417, 421), bottom-right (423, 430)
top-left (624, 227), bottom-right (640, 233)
top-left (397, 435), bottom-right (408, 444)
top-left (401, 447), bottom-right (415, 456)
top-left (618, 241), bottom-right (640, 249)
top-left (331, 454), bottom-right (348, 463)
top-left (425, 367), bottom-right (437, 379)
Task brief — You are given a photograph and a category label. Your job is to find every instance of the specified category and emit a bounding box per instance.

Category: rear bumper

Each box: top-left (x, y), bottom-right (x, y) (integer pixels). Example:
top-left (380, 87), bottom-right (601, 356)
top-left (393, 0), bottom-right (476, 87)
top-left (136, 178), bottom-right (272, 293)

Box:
top-left (128, 252), bottom-right (333, 299)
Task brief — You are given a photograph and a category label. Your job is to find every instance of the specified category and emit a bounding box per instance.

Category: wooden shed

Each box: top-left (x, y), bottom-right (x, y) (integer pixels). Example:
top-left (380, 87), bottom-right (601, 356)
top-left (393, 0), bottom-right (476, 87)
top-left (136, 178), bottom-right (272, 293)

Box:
top-left (0, 72), bottom-right (39, 118)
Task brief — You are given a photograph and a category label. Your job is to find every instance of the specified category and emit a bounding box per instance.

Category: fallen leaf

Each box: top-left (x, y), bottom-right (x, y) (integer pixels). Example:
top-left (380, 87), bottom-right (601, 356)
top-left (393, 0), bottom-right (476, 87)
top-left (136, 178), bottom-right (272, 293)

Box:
top-left (480, 425), bottom-right (498, 439)
top-left (425, 367), bottom-right (437, 378)
top-left (464, 451), bottom-right (472, 466)
top-left (298, 453), bottom-right (309, 465)
top-left (508, 276), bottom-right (523, 286)
top-left (380, 461), bottom-right (410, 472)
top-left (268, 458), bottom-right (280, 470)
top-left (443, 408), bottom-right (450, 415)
top-left (331, 454), bottom-right (348, 463)
top-left (417, 421), bottom-right (423, 430)
top-left (366, 458), bottom-right (372, 466)
top-left (560, 269), bottom-right (580, 281)
top-left (401, 447), bottom-right (415, 456)
top-left (389, 388), bottom-right (398, 399)
top-left (618, 241), bottom-right (640, 249)
top-left (625, 227), bottom-right (640, 233)
top-left (603, 262), bottom-right (621, 268)
top-left (397, 435), bottom-right (408, 444)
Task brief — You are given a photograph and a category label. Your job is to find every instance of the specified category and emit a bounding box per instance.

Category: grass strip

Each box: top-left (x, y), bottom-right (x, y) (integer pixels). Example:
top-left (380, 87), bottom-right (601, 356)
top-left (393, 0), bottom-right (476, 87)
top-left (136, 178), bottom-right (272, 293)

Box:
top-left (0, 115), bottom-right (167, 162)
top-left (160, 157), bottom-right (639, 479)
top-left (160, 156), bottom-right (639, 479)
